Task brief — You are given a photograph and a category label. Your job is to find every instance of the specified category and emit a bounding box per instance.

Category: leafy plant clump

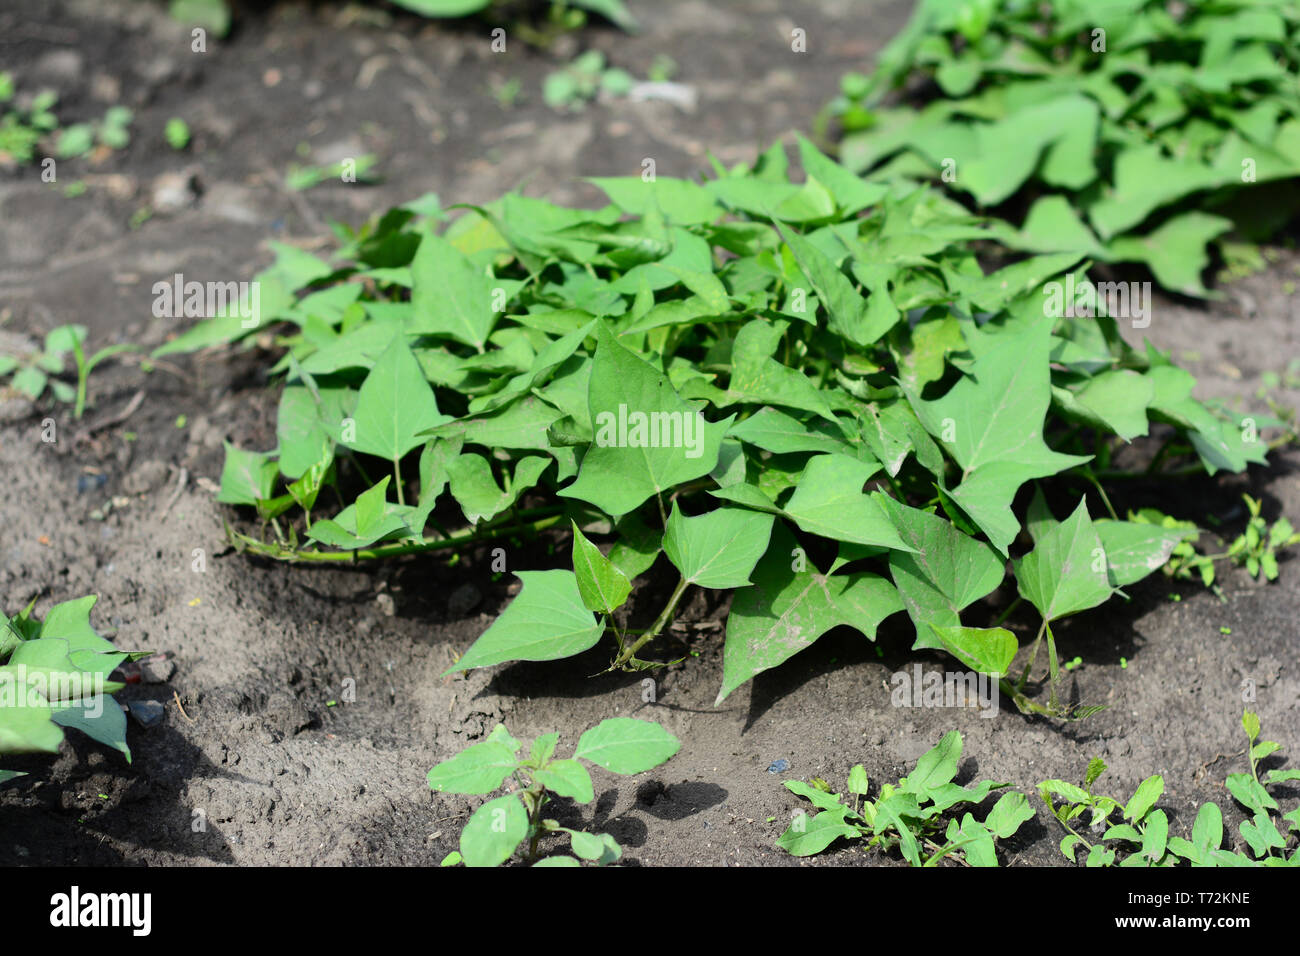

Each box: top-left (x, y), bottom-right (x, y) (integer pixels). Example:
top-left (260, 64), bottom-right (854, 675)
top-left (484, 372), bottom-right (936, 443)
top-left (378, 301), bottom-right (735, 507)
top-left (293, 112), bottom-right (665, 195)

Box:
top-left (0, 74), bottom-right (58, 168)
top-left (1, 596), bottom-right (141, 785)
top-left (161, 138), bottom-right (1283, 715)
top-left (1039, 710), bottom-right (1300, 866)
top-left (777, 731), bottom-right (1034, 865)
top-left (428, 718), bottom-right (679, 866)
top-left (57, 106), bottom-right (133, 160)
top-left (827, 0), bottom-right (1300, 296)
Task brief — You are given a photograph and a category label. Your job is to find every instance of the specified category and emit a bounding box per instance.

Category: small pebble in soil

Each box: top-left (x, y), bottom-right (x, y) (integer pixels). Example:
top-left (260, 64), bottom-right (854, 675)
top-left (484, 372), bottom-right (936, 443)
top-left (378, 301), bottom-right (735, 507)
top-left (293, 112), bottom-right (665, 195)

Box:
top-left (447, 583), bottom-right (481, 617)
top-left (123, 459), bottom-right (169, 495)
top-left (766, 758), bottom-right (790, 774)
top-left (140, 657), bottom-right (176, 684)
top-left (374, 593), bottom-right (395, 617)
top-left (77, 473), bottom-right (108, 495)
top-left (127, 700), bottom-right (165, 728)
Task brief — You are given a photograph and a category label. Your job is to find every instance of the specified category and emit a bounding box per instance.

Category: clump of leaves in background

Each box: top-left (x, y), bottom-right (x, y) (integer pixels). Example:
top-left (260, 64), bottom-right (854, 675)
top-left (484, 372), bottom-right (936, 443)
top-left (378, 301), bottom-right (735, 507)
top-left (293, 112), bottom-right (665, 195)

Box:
top-left (429, 717), bottom-right (678, 866)
top-left (776, 731), bottom-right (1033, 865)
top-left (1, 596), bottom-right (143, 785)
top-left (56, 106), bottom-right (133, 160)
top-left (1040, 711), bottom-right (1300, 866)
top-left (828, 0), bottom-right (1300, 297)
top-left (0, 75), bottom-right (58, 168)
top-left (158, 138), bottom-right (1284, 716)
top-left (543, 50), bottom-right (634, 111)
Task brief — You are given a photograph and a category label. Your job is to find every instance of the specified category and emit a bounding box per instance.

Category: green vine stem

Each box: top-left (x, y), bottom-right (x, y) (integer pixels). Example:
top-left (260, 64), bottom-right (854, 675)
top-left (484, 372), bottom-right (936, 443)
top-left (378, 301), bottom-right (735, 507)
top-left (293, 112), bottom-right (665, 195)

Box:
top-left (227, 509), bottom-right (565, 562)
top-left (611, 575), bottom-right (689, 670)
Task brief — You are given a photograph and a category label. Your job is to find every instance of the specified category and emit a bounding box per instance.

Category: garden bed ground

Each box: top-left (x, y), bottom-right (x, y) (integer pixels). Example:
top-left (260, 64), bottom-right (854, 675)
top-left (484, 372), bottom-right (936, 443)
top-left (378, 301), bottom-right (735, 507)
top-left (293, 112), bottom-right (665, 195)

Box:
top-left (1, 0), bottom-right (1297, 866)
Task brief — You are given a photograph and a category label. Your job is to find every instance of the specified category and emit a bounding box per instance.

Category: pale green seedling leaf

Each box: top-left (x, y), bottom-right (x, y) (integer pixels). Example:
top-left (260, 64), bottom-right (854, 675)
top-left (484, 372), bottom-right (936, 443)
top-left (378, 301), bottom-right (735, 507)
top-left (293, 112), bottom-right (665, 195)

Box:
top-left (573, 718), bottom-right (680, 774)
top-left (459, 793), bottom-right (529, 867)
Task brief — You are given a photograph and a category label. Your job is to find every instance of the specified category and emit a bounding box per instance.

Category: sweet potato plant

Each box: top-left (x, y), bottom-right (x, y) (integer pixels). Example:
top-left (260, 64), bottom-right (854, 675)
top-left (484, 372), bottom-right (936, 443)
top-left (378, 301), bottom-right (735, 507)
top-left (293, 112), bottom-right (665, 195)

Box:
top-left (827, 0), bottom-right (1300, 296)
top-left (158, 136), bottom-right (1286, 717)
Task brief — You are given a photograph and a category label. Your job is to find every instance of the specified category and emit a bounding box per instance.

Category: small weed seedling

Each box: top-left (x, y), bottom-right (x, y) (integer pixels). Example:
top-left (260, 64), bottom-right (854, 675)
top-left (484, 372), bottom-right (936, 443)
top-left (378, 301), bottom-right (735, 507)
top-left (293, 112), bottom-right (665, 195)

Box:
top-left (56, 106), bottom-right (133, 160)
top-left (1, 595), bottom-right (142, 785)
top-left (1137, 495), bottom-right (1300, 594)
top-left (1038, 759), bottom-right (1169, 867)
top-left (429, 717), bottom-right (679, 866)
top-left (1040, 711), bottom-right (1300, 866)
top-left (286, 153), bottom-right (380, 191)
top-left (543, 50), bottom-right (634, 111)
top-left (1225, 495), bottom-right (1299, 582)
top-left (0, 324), bottom-right (136, 418)
top-left (777, 731), bottom-right (1033, 866)
top-left (0, 74), bottom-right (58, 167)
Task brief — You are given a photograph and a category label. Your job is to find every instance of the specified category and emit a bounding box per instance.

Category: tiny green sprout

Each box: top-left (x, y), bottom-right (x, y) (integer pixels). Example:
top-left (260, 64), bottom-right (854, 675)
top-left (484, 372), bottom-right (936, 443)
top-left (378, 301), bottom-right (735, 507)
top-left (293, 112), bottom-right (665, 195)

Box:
top-left (1170, 594), bottom-right (1182, 602)
top-left (1119, 657), bottom-right (1128, 669)
top-left (429, 718), bottom-right (679, 867)
top-left (1064, 656), bottom-right (1082, 671)
top-left (326, 700), bottom-right (337, 707)
top-left (491, 78), bottom-right (521, 109)
top-left (165, 117), bottom-right (190, 150)
top-left (175, 415), bottom-right (187, 429)
top-left (765, 816), bottom-right (777, 824)
top-left (648, 54), bottom-right (677, 83)
top-left (1219, 626), bottom-right (1232, 635)
top-left (99, 794), bottom-right (109, 800)
top-left (62, 181), bottom-right (86, 198)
